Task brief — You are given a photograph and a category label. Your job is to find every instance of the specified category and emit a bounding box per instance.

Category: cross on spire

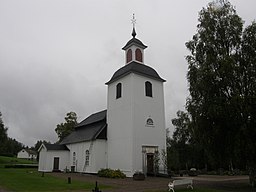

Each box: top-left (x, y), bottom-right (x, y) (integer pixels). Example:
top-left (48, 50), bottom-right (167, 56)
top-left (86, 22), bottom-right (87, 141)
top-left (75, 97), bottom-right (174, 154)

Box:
top-left (131, 13), bottom-right (137, 38)
top-left (131, 14), bottom-right (136, 28)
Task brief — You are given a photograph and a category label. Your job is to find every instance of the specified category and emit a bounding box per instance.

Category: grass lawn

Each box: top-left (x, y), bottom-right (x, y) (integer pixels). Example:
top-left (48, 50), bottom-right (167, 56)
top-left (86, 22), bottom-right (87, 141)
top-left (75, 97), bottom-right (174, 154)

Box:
top-left (0, 156), bottom-right (246, 192)
top-left (0, 167), bottom-right (224, 192)
top-left (0, 168), bottom-right (109, 191)
top-left (0, 155), bottom-right (37, 166)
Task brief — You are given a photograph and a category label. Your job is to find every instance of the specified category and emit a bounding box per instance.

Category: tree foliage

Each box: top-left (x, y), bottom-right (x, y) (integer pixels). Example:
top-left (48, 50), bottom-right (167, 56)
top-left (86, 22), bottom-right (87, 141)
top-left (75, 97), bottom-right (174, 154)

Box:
top-left (0, 111), bottom-right (23, 156)
top-left (5, 138), bottom-right (23, 156)
top-left (185, 0), bottom-right (256, 171)
top-left (171, 111), bottom-right (191, 144)
top-left (31, 140), bottom-right (51, 151)
top-left (0, 112), bottom-right (8, 154)
top-left (169, 111), bottom-right (205, 171)
top-left (55, 112), bottom-right (77, 142)
top-left (168, 111), bottom-right (191, 171)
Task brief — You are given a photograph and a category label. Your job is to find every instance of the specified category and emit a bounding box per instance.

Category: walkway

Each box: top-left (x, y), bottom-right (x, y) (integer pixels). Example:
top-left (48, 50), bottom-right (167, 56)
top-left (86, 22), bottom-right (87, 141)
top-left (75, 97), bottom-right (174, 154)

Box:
top-left (50, 172), bottom-right (251, 192)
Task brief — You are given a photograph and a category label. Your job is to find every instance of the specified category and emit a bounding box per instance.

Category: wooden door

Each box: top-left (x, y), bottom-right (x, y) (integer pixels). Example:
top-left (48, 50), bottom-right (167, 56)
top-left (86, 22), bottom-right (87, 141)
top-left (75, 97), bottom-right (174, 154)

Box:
top-left (53, 157), bottom-right (59, 171)
top-left (147, 153), bottom-right (154, 176)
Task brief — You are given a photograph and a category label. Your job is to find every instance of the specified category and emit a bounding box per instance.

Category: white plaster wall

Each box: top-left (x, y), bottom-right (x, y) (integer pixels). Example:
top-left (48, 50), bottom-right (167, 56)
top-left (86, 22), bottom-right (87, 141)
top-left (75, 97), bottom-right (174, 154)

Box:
top-left (38, 147), bottom-right (69, 172)
top-left (107, 74), bottom-right (134, 176)
top-left (94, 140), bottom-right (108, 171)
top-left (107, 72), bottom-right (166, 177)
top-left (66, 142), bottom-right (90, 172)
top-left (66, 140), bottom-right (107, 174)
top-left (131, 75), bottom-right (166, 173)
top-left (38, 146), bottom-right (47, 172)
top-left (17, 150), bottom-right (29, 159)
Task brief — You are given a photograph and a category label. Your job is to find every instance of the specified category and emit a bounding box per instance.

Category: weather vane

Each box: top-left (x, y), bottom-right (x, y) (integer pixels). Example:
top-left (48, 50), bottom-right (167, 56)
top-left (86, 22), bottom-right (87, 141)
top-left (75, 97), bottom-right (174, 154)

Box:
top-left (131, 14), bottom-right (137, 38)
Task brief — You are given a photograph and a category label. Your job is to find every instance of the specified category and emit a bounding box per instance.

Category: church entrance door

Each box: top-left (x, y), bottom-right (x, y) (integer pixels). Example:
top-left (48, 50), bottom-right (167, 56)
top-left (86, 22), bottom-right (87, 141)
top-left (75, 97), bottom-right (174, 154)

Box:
top-left (147, 153), bottom-right (154, 176)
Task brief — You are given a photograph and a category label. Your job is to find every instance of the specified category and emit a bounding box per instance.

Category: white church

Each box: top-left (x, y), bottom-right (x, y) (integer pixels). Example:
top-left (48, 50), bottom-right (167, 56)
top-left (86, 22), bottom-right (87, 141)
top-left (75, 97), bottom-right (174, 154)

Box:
top-left (38, 26), bottom-right (167, 177)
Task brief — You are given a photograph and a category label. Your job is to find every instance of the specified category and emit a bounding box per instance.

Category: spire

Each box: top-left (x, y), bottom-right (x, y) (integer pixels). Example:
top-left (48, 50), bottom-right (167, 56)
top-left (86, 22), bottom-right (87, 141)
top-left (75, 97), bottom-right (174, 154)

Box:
top-left (122, 14), bottom-right (147, 65)
top-left (122, 14), bottom-right (147, 51)
top-left (131, 14), bottom-right (136, 38)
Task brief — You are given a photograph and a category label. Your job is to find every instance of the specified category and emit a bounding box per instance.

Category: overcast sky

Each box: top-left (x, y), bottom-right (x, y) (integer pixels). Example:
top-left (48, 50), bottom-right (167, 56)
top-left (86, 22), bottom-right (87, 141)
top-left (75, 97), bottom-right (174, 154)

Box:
top-left (0, 0), bottom-right (255, 147)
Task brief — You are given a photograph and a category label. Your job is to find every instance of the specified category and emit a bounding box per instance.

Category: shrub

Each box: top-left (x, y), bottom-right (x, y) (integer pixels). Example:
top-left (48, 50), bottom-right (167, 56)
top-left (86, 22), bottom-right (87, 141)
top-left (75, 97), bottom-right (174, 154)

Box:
top-left (188, 168), bottom-right (198, 176)
top-left (98, 168), bottom-right (126, 179)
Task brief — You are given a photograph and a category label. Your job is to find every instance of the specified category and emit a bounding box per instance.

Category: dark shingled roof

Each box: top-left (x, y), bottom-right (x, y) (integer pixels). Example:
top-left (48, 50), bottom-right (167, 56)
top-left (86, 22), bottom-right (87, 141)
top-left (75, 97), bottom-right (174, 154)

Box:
top-left (24, 149), bottom-right (38, 155)
top-left (105, 61), bottom-right (166, 85)
top-left (44, 143), bottom-right (69, 151)
top-left (122, 37), bottom-right (147, 50)
top-left (76, 110), bottom-right (106, 128)
top-left (60, 110), bottom-right (107, 145)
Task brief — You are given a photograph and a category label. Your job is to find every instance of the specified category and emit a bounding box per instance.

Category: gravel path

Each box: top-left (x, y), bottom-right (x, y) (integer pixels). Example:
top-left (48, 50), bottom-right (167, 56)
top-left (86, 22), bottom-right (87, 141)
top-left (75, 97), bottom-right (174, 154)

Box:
top-left (50, 172), bottom-right (253, 192)
top-left (51, 172), bottom-right (170, 192)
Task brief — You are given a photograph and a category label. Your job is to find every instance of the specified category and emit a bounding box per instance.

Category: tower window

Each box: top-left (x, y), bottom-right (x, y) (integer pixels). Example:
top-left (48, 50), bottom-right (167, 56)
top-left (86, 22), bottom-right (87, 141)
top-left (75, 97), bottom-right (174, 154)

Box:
top-left (146, 118), bottom-right (154, 126)
top-left (116, 83), bottom-right (122, 99)
top-left (145, 81), bottom-right (152, 97)
top-left (135, 48), bottom-right (142, 62)
top-left (126, 49), bottom-right (132, 63)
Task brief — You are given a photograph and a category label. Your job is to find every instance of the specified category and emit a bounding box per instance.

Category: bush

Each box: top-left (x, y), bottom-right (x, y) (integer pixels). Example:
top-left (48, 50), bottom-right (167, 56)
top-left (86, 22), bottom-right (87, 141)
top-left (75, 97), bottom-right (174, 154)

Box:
top-left (188, 168), bottom-right (198, 176)
top-left (98, 168), bottom-right (126, 179)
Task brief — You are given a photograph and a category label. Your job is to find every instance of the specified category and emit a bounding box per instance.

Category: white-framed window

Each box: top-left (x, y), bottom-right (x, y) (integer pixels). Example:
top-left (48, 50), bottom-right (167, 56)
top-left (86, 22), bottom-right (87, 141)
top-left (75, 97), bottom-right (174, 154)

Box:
top-left (116, 83), bottom-right (122, 99)
top-left (145, 81), bottom-right (153, 97)
top-left (126, 49), bottom-right (132, 63)
top-left (135, 48), bottom-right (143, 62)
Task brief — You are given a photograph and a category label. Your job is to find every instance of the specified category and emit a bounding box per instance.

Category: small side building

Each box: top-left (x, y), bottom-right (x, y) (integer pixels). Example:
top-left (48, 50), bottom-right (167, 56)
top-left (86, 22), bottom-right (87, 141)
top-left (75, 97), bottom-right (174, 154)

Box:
top-left (38, 143), bottom-right (69, 172)
top-left (17, 149), bottom-right (37, 160)
top-left (38, 110), bottom-right (107, 173)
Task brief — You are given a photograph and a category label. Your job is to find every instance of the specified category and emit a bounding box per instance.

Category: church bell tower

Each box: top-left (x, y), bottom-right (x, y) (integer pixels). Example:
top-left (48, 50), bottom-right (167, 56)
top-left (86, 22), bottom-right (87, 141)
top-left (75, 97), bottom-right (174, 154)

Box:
top-left (106, 17), bottom-right (166, 177)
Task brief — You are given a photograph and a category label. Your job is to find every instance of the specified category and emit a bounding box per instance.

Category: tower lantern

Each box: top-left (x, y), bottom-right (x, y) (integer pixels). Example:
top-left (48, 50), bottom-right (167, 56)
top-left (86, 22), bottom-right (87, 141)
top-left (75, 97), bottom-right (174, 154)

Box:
top-left (122, 14), bottom-right (147, 65)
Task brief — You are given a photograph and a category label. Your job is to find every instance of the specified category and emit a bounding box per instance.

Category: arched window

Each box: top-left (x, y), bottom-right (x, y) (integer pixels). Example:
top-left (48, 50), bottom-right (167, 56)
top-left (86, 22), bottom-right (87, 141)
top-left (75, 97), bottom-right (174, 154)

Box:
top-left (73, 152), bottom-right (76, 165)
top-left (85, 150), bottom-right (90, 166)
top-left (145, 81), bottom-right (152, 97)
top-left (126, 49), bottom-right (132, 63)
top-left (135, 48), bottom-right (142, 62)
top-left (116, 83), bottom-right (122, 99)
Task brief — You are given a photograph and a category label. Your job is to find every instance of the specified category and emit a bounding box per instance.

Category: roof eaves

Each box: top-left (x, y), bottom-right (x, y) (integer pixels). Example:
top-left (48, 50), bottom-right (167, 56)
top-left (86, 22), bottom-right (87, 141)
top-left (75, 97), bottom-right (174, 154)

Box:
top-left (105, 69), bottom-right (166, 85)
top-left (122, 42), bottom-right (147, 50)
top-left (133, 71), bottom-right (166, 82)
top-left (44, 143), bottom-right (69, 151)
top-left (105, 71), bottom-right (133, 85)
top-left (122, 38), bottom-right (147, 50)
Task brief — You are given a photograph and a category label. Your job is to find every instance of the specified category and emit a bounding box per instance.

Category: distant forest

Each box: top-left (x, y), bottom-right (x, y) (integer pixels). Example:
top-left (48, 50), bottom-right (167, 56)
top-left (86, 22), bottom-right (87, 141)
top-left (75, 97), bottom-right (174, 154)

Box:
top-left (0, 112), bottom-right (23, 156)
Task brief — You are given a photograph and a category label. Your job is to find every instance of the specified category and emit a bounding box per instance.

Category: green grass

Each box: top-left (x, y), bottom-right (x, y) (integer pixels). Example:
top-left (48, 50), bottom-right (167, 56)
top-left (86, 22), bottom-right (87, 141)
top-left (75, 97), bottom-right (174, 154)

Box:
top-left (0, 155), bottom-right (37, 166)
top-left (0, 168), bottom-right (110, 191)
